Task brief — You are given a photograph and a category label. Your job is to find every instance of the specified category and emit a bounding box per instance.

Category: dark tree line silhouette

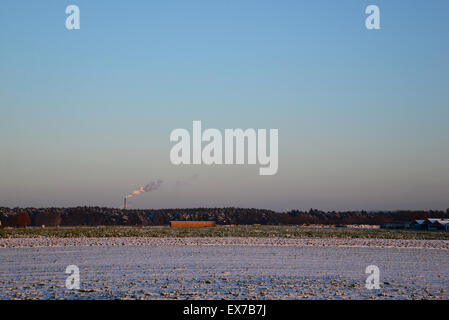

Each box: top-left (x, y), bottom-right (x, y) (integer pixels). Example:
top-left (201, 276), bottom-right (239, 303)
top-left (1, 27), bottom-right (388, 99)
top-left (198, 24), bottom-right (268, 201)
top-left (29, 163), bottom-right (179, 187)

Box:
top-left (1, 207), bottom-right (449, 228)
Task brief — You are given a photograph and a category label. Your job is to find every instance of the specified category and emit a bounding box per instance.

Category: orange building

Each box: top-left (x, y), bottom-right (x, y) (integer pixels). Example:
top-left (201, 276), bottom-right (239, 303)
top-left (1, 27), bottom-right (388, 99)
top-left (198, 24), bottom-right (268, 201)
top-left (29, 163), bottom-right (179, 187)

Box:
top-left (170, 221), bottom-right (216, 228)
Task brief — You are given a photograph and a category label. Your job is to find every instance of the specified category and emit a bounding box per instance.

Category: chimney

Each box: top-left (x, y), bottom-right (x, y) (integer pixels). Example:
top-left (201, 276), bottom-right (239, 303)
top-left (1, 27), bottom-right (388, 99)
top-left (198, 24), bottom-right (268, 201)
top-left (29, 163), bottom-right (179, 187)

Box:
top-left (124, 197), bottom-right (127, 210)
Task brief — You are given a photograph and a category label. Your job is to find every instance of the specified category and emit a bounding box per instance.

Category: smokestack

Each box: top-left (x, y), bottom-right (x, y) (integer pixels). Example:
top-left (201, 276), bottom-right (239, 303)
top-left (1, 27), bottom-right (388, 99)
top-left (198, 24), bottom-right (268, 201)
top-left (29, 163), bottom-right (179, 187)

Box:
top-left (124, 197), bottom-right (127, 210)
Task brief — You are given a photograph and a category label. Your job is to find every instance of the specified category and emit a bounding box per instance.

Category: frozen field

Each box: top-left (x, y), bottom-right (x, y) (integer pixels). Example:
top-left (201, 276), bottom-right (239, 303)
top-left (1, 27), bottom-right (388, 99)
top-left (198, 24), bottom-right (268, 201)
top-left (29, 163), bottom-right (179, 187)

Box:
top-left (0, 243), bottom-right (448, 299)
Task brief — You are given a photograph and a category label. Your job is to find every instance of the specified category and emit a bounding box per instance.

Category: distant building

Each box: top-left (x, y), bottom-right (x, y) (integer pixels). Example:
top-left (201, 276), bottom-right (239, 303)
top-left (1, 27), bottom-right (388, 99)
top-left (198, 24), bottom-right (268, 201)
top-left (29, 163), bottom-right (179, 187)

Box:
top-left (382, 218), bottom-right (449, 231)
top-left (410, 219), bottom-right (429, 230)
top-left (381, 222), bottom-right (411, 230)
top-left (170, 221), bottom-right (216, 228)
top-left (428, 219), bottom-right (449, 231)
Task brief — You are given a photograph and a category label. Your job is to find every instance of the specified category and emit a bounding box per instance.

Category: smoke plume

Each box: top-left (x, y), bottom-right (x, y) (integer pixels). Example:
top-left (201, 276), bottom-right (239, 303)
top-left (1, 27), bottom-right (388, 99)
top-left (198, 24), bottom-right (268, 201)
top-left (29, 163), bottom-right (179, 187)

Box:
top-left (126, 179), bottom-right (163, 199)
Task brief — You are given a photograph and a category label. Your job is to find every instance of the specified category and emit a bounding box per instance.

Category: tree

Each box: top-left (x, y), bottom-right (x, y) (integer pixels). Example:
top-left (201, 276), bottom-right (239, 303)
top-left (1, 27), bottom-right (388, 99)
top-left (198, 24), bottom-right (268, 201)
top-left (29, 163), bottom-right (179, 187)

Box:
top-left (35, 212), bottom-right (62, 227)
top-left (12, 213), bottom-right (31, 228)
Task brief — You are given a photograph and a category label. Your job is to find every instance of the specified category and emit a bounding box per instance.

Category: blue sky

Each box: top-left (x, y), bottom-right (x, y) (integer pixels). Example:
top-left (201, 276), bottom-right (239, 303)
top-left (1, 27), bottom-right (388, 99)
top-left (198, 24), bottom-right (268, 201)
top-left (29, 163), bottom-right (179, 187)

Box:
top-left (1, 0), bottom-right (448, 210)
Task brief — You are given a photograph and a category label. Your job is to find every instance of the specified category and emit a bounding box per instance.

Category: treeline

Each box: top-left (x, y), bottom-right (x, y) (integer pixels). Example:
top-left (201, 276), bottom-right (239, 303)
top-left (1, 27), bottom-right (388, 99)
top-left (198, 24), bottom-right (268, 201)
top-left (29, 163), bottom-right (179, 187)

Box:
top-left (1, 207), bottom-right (449, 228)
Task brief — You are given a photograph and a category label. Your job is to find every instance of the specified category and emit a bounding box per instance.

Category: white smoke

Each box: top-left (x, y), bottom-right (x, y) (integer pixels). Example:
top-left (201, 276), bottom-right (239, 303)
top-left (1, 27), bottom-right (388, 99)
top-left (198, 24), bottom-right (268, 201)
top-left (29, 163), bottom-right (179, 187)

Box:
top-left (126, 179), bottom-right (163, 199)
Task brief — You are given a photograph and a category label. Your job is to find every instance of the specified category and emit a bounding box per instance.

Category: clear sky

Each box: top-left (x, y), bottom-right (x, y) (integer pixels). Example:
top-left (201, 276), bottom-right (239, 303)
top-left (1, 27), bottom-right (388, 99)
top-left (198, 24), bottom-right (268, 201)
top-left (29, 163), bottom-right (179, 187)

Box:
top-left (1, 0), bottom-right (448, 211)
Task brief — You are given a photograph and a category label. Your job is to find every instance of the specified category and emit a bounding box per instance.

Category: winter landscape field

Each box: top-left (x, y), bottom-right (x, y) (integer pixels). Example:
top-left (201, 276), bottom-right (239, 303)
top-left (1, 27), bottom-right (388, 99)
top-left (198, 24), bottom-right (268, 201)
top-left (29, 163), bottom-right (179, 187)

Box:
top-left (1, 230), bottom-right (448, 300)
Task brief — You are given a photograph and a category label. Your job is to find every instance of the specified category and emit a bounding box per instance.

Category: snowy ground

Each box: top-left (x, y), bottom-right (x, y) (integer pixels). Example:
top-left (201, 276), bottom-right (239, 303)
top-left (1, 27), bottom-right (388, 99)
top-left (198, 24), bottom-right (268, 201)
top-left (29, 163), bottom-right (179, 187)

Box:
top-left (1, 241), bottom-right (448, 299)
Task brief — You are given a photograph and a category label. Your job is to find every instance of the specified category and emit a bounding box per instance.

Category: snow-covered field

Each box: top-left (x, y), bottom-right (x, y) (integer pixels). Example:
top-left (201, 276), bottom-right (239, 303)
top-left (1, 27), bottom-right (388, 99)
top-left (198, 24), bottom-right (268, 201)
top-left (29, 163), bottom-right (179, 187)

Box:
top-left (1, 240), bottom-right (448, 299)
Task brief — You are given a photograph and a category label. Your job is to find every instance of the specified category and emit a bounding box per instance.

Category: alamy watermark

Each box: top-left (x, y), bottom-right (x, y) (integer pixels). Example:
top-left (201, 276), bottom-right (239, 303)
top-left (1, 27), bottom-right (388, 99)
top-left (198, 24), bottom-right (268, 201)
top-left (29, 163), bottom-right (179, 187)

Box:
top-left (365, 5), bottom-right (381, 30)
top-left (170, 121), bottom-right (278, 175)
top-left (65, 265), bottom-right (80, 290)
top-left (65, 4), bottom-right (379, 30)
top-left (65, 5), bottom-right (80, 30)
top-left (365, 265), bottom-right (380, 290)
